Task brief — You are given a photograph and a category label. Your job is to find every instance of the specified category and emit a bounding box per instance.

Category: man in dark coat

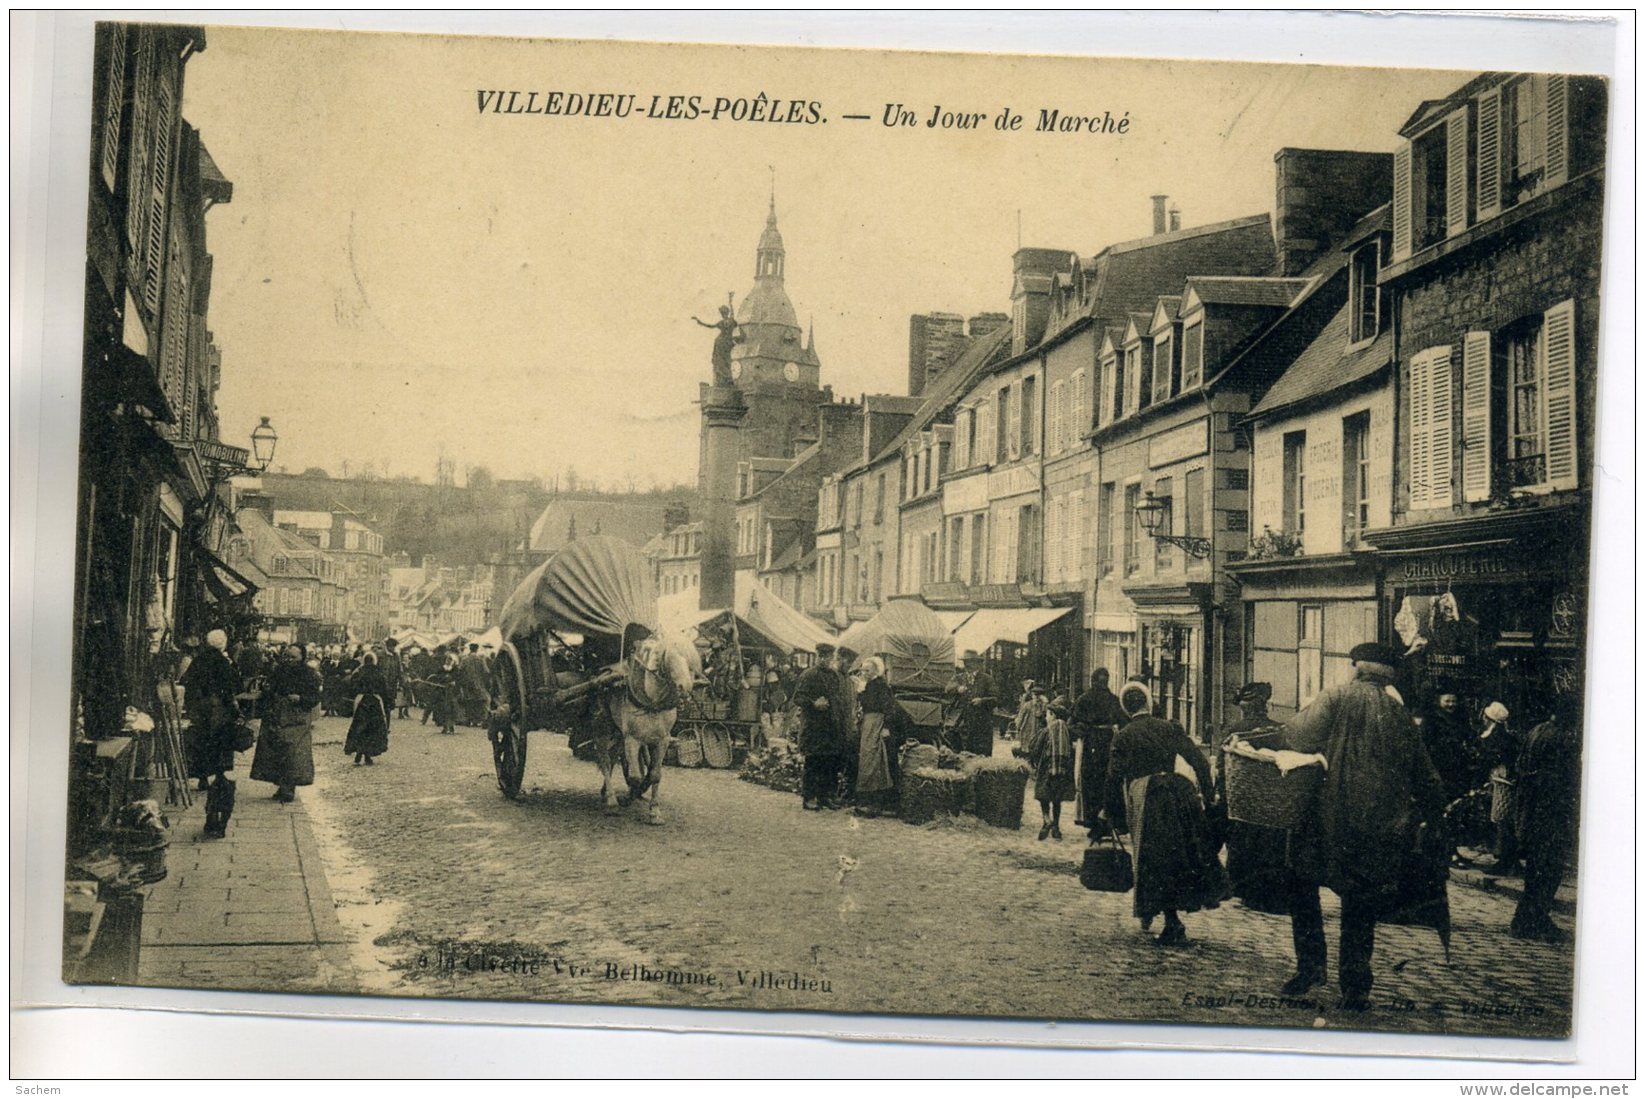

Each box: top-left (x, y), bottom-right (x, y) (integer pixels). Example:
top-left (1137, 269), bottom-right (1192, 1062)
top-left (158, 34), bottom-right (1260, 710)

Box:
top-left (1278, 642), bottom-right (1446, 1010)
top-left (1509, 697), bottom-right (1581, 943)
top-left (1071, 667), bottom-right (1128, 835)
top-left (793, 642), bottom-right (848, 810)
top-left (837, 646), bottom-right (862, 798)
top-left (458, 643), bottom-right (490, 725)
top-left (951, 652), bottom-right (997, 757)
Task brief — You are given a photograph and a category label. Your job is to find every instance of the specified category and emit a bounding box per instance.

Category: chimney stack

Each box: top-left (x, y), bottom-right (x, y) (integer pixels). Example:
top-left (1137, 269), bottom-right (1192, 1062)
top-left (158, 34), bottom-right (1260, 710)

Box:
top-left (1151, 195), bottom-right (1169, 235)
top-left (1168, 205), bottom-right (1182, 232)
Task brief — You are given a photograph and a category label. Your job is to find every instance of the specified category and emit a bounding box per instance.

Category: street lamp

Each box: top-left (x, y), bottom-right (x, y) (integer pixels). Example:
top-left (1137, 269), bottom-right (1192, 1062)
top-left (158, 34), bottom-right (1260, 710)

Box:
top-left (250, 417), bottom-right (279, 471)
top-left (1135, 490), bottom-right (1212, 559)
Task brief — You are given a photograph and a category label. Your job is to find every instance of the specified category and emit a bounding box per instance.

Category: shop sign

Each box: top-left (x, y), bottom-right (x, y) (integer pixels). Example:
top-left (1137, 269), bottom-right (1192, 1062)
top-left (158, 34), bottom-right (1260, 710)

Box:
top-left (1148, 420), bottom-right (1207, 468)
top-left (1397, 550), bottom-right (1517, 582)
top-left (987, 464), bottom-right (1039, 500)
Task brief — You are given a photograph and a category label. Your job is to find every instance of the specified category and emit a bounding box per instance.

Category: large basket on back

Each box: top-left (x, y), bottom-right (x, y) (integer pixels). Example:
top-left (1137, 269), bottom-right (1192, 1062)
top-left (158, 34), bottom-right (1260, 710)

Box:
top-left (1222, 741), bottom-right (1323, 830)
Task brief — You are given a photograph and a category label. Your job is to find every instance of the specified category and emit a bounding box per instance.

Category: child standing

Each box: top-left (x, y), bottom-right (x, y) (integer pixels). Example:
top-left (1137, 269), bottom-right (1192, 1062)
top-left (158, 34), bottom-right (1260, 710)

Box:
top-left (1019, 694), bottom-right (1074, 840)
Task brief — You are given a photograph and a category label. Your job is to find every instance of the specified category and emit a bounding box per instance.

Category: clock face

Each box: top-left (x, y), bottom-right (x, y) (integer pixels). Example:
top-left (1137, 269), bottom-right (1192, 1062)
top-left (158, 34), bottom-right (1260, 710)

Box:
top-left (730, 361), bottom-right (743, 380)
top-left (783, 362), bottom-right (800, 382)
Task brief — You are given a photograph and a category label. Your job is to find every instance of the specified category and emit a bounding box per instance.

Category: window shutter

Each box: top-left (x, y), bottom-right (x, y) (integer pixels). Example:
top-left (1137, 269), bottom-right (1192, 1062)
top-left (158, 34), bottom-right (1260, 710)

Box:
top-left (1392, 142), bottom-right (1412, 261)
top-left (1071, 490), bottom-right (1085, 578)
top-left (1445, 107), bottom-right (1470, 239)
top-left (977, 402), bottom-right (993, 464)
top-left (1461, 331), bottom-right (1493, 502)
top-left (1408, 349), bottom-right (1433, 509)
top-left (1542, 299), bottom-right (1578, 490)
top-left (125, 31), bottom-right (153, 256)
top-left (1098, 356), bottom-right (1114, 427)
top-left (1544, 74), bottom-right (1569, 190)
top-left (1073, 370), bottom-right (1089, 440)
top-left (99, 26), bottom-right (127, 195)
top-left (143, 67), bottom-right (177, 314)
top-left (1061, 380), bottom-right (1074, 451)
top-left (1476, 87), bottom-right (1502, 220)
top-left (1429, 347), bottom-right (1455, 509)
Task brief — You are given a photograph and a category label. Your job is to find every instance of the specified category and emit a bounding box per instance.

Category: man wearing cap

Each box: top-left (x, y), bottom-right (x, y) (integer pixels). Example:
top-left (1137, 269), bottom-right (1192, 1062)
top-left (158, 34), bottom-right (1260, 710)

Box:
top-left (793, 643), bottom-right (848, 810)
top-left (951, 651), bottom-right (997, 757)
top-left (1277, 642), bottom-right (1446, 1011)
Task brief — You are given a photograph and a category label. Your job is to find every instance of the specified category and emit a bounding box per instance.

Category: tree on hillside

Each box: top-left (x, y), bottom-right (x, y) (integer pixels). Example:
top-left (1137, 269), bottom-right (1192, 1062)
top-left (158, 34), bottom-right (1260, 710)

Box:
top-left (301, 466), bottom-right (330, 478)
top-left (466, 465), bottom-right (495, 493)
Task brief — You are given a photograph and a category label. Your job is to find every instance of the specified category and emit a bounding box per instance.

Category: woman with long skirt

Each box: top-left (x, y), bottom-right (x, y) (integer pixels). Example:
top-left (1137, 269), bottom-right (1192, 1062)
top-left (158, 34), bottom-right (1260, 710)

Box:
top-left (852, 658), bottom-right (904, 816)
top-left (252, 645), bottom-right (322, 802)
top-left (181, 629), bottom-right (243, 838)
top-left (344, 650), bottom-right (392, 765)
top-left (1102, 681), bottom-right (1228, 946)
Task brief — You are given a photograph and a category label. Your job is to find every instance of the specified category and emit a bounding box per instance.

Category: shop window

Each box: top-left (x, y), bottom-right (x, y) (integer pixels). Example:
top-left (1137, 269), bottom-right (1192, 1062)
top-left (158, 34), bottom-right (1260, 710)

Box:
top-left (1282, 431), bottom-right (1307, 536)
top-left (1098, 629), bottom-right (1135, 685)
top-left (1343, 412), bottom-right (1372, 538)
top-left (1349, 243), bottom-right (1381, 344)
top-left (1145, 622), bottom-right (1199, 737)
top-left (1298, 604), bottom-right (1324, 709)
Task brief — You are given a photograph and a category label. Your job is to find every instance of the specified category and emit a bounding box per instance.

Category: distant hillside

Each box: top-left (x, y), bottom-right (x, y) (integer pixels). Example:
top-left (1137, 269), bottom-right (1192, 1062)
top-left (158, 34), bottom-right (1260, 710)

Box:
top-left (255, 472), bottom-right (693, 565)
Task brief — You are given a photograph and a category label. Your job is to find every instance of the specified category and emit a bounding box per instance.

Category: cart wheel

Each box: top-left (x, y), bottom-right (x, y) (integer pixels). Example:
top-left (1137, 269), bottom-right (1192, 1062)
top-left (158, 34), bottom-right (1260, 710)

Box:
top-left (490, 644), bottom-right (529, 799)
top-left (701, 722), bottom-right (734, 769)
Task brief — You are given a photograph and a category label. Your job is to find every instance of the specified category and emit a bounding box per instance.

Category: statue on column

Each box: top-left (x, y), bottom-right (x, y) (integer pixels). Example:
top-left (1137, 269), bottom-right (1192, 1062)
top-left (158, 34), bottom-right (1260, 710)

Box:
top-left (693, 292), bottom-right (742, 387)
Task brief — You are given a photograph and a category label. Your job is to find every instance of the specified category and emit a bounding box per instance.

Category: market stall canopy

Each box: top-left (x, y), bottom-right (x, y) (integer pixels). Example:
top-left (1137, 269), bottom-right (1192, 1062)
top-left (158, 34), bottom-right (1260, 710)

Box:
top-left (657, 573), bottom-right (834, 655)
top-left (836, 599), bottom-right (955, 689)
top-left (930, 609), bottom-right (975, 638)
top-left (951, 607), bottom-right (1073, 662)
top-left (469, 625), bottom-right (504, 650)
top-left (499, 535), bottom-right (660, 643)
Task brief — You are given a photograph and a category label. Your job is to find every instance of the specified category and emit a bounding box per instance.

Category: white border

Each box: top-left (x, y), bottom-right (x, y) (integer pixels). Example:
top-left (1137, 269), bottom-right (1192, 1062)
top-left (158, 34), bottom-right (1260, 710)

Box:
top-left (11, 8), bottom-right (1634, 1079)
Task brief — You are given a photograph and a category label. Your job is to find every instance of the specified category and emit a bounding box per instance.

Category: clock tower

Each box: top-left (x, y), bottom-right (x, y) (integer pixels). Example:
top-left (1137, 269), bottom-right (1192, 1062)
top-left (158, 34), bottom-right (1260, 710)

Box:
top-left (698, 194), bottom-right (830, 494)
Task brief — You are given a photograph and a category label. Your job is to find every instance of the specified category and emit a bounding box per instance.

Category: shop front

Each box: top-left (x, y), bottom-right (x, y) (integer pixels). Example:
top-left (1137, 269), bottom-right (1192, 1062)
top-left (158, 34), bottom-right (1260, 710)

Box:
top-left (1228, 553), bottom-right (1381, 721)
top-left (1364, 505), bottom-right (1589, 726)
top-left (1123, 582), bottom-right (1214, 742)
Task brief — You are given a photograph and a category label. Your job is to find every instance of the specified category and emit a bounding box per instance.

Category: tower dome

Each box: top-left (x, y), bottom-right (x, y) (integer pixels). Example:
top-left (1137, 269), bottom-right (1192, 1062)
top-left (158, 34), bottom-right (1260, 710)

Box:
top-left (737, 196), bottom-right (801, 330)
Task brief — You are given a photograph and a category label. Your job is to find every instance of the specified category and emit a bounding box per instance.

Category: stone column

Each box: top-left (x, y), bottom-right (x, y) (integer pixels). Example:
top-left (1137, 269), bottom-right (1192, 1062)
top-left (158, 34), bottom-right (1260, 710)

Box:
top-left (699, 384), bottom-right (747, 611)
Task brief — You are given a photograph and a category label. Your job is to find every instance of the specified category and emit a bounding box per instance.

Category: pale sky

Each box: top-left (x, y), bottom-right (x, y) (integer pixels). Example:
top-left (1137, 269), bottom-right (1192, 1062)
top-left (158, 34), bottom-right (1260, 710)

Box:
top-left (181, 26), bottom-right (1472, 488)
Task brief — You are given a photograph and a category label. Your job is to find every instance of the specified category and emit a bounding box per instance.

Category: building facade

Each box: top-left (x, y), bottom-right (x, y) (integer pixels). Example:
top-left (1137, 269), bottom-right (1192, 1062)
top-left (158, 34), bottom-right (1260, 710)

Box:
top-left (273, 509), bottom-right (387, 641)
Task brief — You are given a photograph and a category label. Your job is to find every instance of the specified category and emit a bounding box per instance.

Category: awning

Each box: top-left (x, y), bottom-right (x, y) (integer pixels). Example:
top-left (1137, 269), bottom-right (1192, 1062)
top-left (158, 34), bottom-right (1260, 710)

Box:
top-left (952, 606), bottom-right (1073, 658)
top-left (657, 574), bottom-right (835, 655)
top-left (931, 610), bottom-right (975, 637)
top-left (196, 545), bottom-right (257, 602)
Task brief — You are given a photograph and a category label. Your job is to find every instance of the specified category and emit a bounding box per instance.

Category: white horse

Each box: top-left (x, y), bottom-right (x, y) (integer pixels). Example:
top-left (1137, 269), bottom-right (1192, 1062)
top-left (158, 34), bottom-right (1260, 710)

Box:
top-left (595, 635), bottom-right (697, 825)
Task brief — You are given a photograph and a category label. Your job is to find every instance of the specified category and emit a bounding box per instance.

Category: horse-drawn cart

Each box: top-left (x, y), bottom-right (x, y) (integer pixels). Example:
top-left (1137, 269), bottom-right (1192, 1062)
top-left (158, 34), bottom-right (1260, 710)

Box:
top-left (488, 536), bottom-right (661, 799)
top-left (837, 599), bottom-right (957, 744)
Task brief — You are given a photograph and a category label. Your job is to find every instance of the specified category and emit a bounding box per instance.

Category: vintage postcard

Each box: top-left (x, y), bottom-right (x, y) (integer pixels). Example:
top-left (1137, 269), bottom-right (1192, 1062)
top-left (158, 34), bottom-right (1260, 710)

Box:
top-left (57, 18), bottom-right (1611, 1044)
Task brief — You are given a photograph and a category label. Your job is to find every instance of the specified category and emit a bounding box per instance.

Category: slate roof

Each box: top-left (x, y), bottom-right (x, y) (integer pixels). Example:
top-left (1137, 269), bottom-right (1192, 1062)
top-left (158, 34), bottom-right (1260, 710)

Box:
top-left (1185, 276), bottom-right (1313, 309)
top-left (1083, 214), bottom-right (1276, 330)
top-left (866, 325), bottom-right (1012, 465)
top-left (527, 497), bottom-right (677, 553)
top-left (1249, 303), bottom-right (1393, 418)
top-left (747, 440), bottom-right (821, 500)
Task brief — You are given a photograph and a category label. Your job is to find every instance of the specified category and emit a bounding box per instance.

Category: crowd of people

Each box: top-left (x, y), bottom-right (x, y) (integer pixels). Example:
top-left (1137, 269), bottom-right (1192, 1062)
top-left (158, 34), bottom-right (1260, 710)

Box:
top-left (173, 632), bottom-right (503, 840)
top-left (777, 638), bottom-right (1582, 1012)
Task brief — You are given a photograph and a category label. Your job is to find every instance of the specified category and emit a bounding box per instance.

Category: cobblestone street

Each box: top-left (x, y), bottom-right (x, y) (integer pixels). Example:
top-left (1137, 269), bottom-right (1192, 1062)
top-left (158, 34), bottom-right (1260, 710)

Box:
top-left (206, 715), bottom-right (1573, 1039)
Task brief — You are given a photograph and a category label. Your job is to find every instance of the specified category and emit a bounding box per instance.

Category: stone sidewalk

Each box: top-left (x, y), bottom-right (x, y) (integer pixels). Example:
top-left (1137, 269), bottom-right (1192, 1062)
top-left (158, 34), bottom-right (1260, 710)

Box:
top-left (138, 782), bottom-right (358, 994)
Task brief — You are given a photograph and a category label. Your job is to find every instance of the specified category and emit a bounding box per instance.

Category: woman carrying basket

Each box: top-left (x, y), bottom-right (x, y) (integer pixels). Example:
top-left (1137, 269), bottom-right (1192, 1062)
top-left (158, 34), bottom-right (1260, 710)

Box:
top-left (1100, 681), bottom-right (1227, 947)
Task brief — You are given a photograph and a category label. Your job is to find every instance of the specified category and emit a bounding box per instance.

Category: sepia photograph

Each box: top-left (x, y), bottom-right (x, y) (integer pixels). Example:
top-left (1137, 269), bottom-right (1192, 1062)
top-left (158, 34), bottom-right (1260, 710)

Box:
top-left (42, 14), bottom-right (1620, 1056)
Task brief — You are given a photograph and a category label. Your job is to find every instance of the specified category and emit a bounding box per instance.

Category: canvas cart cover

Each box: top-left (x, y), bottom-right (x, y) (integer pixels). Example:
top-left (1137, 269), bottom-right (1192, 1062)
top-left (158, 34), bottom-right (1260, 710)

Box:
top-left (498, 535), bottom-right (660, 643)
top-left (836, 599), bottom-right (954, 690)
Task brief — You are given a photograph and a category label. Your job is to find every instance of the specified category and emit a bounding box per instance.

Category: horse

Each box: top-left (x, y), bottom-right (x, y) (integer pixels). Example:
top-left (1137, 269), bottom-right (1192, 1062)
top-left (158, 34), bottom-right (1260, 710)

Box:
top-left (594, 634), bottom-right (697, 825)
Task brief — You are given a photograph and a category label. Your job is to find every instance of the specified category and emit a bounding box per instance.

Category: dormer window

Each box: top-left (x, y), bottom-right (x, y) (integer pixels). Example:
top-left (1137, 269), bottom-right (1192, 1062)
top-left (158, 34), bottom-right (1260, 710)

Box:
top-left (1348, 241), bottom-right (1381, 344)
top-left (1410, 123), bottom-right (1451, 253)
top-left (1181, 320), bottom-right (1204, 389)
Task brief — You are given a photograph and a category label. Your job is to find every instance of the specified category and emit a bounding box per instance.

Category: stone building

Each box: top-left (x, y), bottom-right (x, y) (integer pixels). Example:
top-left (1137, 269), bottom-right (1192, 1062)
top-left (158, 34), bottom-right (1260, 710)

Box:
top-left (273, 509), bottom-right (387, 641)
top-left (1362, 70), bottom-right (1607, 721)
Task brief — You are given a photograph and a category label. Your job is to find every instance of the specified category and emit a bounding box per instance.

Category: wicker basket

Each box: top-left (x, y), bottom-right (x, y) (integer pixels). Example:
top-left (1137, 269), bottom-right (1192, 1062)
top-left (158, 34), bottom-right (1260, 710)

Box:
top-left (899, 767), bottom-right (973, 825)
top-left (898, 742), bottom-right (940, 777)
top-left (699, 723), bottom-right (734, 769)
top-left (673, 729), bottom-right (706, 768)
top-left (1222, 743), bottom-right (1323, 830)
top-left (965, 757), bottom-right (1031, 830)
